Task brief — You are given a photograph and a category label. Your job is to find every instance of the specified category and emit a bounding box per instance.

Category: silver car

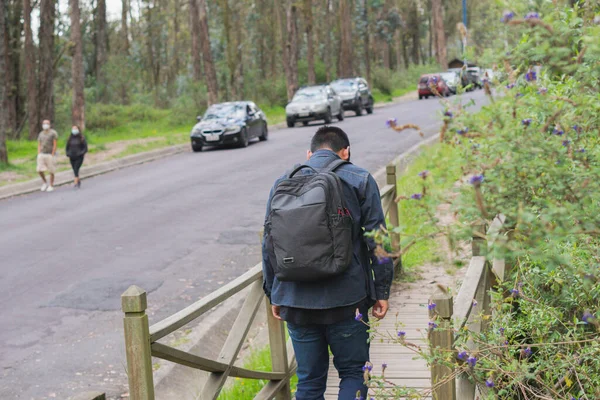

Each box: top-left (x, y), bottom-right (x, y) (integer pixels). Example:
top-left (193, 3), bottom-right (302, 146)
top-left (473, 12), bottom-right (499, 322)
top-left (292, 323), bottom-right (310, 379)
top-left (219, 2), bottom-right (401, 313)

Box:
top-left (285, 85), bottom-right (344, 128)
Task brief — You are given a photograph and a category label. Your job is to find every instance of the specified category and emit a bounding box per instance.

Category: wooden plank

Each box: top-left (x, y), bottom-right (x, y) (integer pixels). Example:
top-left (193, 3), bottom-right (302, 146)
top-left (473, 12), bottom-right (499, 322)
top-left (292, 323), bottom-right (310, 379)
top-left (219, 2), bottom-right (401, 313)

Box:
top-left (150, 264), bottom-right (262, 341)
top-left (380, 183), bottom-right (395, 199)
top-left (429, 293), bottom-right (455, 400)
top-left (151, 342), bottom-right (287, 380)
top-left (254, 353), bottom-right (298, 400)
top-left (266, 297), bottom-right (292, 400)
top-left (452, 256), bottom-right (486, 330)
top-left (201, 280), bottom-right (265, 400)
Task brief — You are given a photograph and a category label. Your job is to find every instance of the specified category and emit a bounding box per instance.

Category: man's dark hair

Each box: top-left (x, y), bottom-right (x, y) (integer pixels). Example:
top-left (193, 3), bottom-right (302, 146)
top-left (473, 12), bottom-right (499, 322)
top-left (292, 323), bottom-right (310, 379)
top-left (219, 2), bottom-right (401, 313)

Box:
top-left (310, 126), bottom-right (350, 153)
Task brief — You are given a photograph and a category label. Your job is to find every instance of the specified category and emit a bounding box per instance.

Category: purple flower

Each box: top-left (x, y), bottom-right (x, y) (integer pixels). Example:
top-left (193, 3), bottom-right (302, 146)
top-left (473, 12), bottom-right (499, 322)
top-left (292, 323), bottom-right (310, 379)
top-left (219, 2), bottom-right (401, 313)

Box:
top-left (506, 83), bottom-right (515, 89)
top-left (418, 170), bottom-right (430, 178)
top-left (444, 111), bottom-right (453, 118)
top-left (467, 356), bottom-right (477, 368)
top-left (469, 175), bottom-right (484, 185)
top-left (553, 128), bottom-right (564, 136)
top-left (525, 70), bottom-right (537, 82)
top-left (582, 311), bottom-right (595, 323)
top-left (457, 351), bottom-right (468, 360)
top-left (522, 118), bottom-right (532, 126)
top-left (472, 300), bottom-right (478, 307)
top-left (429, 76), bottom-right (439, 84)
top-left (382, 363), bottom-right (388, 369)
top-left (515, 92), bottom-right (524, 98)
top-left (361, 364), bottom-right (373, 372)
top-left (457, 128), bottom-right (469, 135)
top-left (377, 256), bottom-right (392, 265)
top-left (577, 148), bottom-right (586, 153)
top-left (501, 11), bottom-right (515, 23)
top-left (428, 302), bottom-right (437, 311)
top-left (428, 321), bottom-right (438, 330)
top-left (499, 327), bottom-right (505, 334)
top-left (355, 312), bottom-right (363, 321)
top-left (411, 193), bottom-right (423, 200)
top-left (524, 347), bottom-right (532, 357)
top-left (562, 140), bottom-right (571, 147)
top-left (386, 118), bottom-right (398, 127)
top-left (525, 12), bottom-right (540, 20)
top-left (511, 288), bottom-right (520, 297)
top-left (486, 379), bottom-right (495, 388)
top-left (397, 330), bottom-right (406, 337)
top-left (537, 87), bottom-right (548, 94)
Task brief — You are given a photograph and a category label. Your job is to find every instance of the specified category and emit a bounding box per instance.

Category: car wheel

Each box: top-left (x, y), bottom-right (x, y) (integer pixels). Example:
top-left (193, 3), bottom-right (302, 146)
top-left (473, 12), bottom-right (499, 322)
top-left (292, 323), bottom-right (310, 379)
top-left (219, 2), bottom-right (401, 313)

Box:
top-left (365, 98), bottom-right (374, 114)
top-left (191, 142), bottom-right (203, 152)
top-left (355, 103), bottom-right (363, 116)
top-left (259, 124), bottom-right (268, 141)
top-left (419, 95), bottom-right (423, 100)
top-left (286, 118), bottom-right (295, 128)
top-left (239, 127), bottom-right (249, 148)
top-left (324, 108), bottom-right (332, 124)
top-left (302, 121), bottom-right (309, 126)
top-left (337, 109), bottom-right (344, 121)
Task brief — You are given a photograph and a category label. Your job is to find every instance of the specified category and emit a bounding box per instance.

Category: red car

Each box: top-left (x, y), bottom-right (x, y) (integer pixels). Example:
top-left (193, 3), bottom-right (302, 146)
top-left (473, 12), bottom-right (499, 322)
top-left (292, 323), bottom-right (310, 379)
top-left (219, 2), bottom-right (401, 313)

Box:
top-left (418, 74), bottom-right (450, 99)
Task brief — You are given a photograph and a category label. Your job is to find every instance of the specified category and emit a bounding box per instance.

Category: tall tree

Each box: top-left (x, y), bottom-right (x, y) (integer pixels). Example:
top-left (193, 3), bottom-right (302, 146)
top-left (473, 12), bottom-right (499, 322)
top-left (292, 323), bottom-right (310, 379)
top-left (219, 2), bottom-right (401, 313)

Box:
top-left (431, 0), bottom-right (447, 68)
top-left (324, 0), bottom-right (332, 81)
top-left (338, 0), bottom-right (353, 78)
top-left (70, 0), bottom-right (85, 129)
top-left (282, 0), bottom-right (298, 100)
top-left (38, 0), bottom-right (55, 123)
top-left (189, 0), bottom-right (202, 82)
top-left (303, 0), bottom-right (315, 84)
top-left (362, 0), bottom-right (371, 82)
top-left (0, 0), bottom-right (8, 163)
top-left (4, 0), bottom-right (23, 138)
top-left (121, 0), bottom-right (130, 53)
top-left (96, 0), bottom-right (108, 102)
top-left (23, 0), bottom-right (38, 139)
top-left (198, 0), bottom-right (218, 105)
top-left (408, 0), bottom-right (420, 64)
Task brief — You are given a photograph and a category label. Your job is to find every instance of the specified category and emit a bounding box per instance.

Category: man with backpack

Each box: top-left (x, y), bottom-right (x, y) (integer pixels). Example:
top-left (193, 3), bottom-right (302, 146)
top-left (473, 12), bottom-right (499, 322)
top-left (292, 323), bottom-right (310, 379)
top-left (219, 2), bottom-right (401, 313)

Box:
top-left (262, 126), bottom-right (394, 400)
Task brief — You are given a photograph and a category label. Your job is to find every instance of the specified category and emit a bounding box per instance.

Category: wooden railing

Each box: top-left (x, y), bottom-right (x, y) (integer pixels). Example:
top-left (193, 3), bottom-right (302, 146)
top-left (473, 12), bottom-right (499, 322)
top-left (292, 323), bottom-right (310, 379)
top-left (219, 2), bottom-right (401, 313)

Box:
top-left (429, 215), bottom-right (508, 400)
top-left (121, 162), bottom-right (401, 400)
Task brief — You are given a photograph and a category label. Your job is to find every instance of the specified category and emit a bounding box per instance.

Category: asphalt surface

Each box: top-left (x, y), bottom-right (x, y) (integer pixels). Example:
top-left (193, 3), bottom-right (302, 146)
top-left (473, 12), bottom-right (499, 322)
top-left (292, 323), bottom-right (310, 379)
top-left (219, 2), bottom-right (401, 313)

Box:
top-left (0, 90), bottom-right (487, 399)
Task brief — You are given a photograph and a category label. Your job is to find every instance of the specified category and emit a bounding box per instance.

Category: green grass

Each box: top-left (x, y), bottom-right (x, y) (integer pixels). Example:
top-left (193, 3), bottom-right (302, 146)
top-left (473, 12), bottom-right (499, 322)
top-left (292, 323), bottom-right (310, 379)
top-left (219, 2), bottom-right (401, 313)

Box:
top-left (394, 143), bottom-right (464, 272)
top-left (217, 344), bottom-right (298, 400)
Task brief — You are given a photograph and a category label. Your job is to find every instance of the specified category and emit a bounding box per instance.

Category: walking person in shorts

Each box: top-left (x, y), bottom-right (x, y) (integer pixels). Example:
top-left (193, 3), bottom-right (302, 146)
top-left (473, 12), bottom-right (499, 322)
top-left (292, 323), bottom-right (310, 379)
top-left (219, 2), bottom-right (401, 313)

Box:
top-left (65, 125), bottom-right (88, 188)
top-left (37, 120), bottom-right (58, 192)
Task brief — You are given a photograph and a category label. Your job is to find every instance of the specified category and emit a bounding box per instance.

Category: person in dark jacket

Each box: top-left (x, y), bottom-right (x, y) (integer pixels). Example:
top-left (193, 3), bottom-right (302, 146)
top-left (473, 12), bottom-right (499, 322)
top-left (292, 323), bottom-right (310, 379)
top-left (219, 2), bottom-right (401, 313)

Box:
top-left (65, 125), bottom-right (88, 188)
top-left (262, 126), bottom-right (394, 400)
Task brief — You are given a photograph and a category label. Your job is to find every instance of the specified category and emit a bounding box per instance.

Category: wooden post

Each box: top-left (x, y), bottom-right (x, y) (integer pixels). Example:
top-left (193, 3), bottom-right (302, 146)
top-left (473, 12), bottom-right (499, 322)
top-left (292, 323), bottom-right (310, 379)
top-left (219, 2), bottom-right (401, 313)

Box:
top-left (429, 292), bottom-right (456, 400)
top-left (386, 162), bottom-right (402, 275)
top-left (471, 223), bottom-right (487, 257)
top-left (122, 286), bottom-right (155, 400)
top-left (265, 297), bottom-right (292, 400)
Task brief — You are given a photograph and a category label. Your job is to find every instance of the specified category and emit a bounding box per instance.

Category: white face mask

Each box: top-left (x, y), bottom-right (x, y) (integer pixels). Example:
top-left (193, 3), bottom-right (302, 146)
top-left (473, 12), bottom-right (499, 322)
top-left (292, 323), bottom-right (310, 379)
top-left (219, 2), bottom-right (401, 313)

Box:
top-left (71, 129), bottom-right (80, 135)
top-left (42, 124), bottom-right (50, 130)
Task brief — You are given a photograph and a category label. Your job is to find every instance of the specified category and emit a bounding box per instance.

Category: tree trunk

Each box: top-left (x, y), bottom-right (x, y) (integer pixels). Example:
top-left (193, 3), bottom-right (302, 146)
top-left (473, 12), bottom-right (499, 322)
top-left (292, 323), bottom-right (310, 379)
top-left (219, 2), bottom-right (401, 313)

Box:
top-left (363, 0), bottom-right (370, 81)
top-left (23, 0), bottom-right (38, 139)
top-left (232, 2), bottom-right (244, 99)
top-left (0, 0), bottom-right (8, 163)
top-left (401, 29), bottom-right (409, 69)
top-left (70, 0), bottom-right (85, 130)
top-left (395, 29), bottom-right (402, 71)
top-left (198, 0), bottom-right (218, 104)
top-left (38, 0), bottom-right (55, 123)
top-left (338, 0), bottom-right (353, 78)
top-left (325, 0), bottom-right (332, 81)
top-left (5, 0), bottom-right (23, 138)
top-left (283, 0), bottom-right (298, 100)
top-left (121, 0), bottom-right (130, 53)
top-left (303, 0), bottom-right (315, 84)
top-left (431, 0), bottom-right (447, 68)
top-left (96, 0), bottom-right (108, 102)
top-left (189, 0), bottom-right (202, 81)
top-left (409, 1), bottom-right (420, 65)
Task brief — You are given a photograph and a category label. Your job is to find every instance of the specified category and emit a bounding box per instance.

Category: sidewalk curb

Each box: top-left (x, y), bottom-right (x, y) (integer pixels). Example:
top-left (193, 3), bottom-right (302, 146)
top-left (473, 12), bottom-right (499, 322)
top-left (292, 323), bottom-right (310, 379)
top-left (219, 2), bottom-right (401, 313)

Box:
top-left (0, 91), bottom-right (418, 201)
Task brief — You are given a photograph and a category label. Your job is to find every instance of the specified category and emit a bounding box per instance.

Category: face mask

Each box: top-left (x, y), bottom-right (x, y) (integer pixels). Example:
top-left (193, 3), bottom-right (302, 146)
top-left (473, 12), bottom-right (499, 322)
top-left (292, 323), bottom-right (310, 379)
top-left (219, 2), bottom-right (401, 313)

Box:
top-left (71, 130), bottom-right (80, 135)
top-left (42, 124), bottom-right (50, 130)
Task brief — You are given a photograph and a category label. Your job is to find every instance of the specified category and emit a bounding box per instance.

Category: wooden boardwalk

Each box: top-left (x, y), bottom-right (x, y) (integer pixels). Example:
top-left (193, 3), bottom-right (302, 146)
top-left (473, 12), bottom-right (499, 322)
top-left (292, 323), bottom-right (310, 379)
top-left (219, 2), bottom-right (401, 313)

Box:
top-left (325, 280), bottom-right (437, 399)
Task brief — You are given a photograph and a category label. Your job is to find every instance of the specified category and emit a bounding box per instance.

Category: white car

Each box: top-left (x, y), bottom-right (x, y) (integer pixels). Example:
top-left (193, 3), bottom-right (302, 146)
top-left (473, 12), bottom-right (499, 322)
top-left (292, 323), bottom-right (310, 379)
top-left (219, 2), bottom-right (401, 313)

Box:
top-left (285, 85), bottom-right (344, 128)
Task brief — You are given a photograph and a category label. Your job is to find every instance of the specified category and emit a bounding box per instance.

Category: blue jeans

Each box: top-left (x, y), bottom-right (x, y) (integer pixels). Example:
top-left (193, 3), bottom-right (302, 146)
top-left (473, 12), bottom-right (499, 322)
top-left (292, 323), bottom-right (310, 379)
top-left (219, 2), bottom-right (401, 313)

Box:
top-left (288, 316), bottom-right (369, 400)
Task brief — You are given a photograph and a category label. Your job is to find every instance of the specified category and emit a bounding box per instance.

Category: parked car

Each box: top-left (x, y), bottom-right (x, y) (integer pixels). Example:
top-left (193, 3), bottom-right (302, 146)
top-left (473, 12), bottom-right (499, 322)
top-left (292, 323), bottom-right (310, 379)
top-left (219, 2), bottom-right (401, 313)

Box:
top-left (330, 77), bottom-right (374, 116)
top-left (448, 68), bottom-right (473, 91)
top-left (190, 101), bottom-right (268, 152)
top-left (285, 85), bottom-right (344, 127)
top-left (466, 67), bottom-right (483, 89)
top-left (418, 74), bottom-right (451, 99)
top-left (440, 71), bottom-right (460, 94)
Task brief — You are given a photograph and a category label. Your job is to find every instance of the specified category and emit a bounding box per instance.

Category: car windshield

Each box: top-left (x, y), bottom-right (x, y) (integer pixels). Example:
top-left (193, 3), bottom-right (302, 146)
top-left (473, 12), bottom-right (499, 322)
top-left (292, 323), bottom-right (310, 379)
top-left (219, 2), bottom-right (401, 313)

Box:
top-left (441, 73), bottom-right (456, 82)
top-left (203, 104), bottom-right (246, 120)
top-left (419, 76), bottom-right (430, 83)
top-left (293, 89), bottom-right (326, 101)
top-left (331, 80), bottom-right (357, 92)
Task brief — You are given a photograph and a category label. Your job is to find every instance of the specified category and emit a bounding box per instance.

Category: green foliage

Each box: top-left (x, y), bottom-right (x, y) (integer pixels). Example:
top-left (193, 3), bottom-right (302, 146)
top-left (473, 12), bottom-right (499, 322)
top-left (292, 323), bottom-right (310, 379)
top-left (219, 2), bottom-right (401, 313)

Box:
top-left (369, 4), bottom-right (600, 399)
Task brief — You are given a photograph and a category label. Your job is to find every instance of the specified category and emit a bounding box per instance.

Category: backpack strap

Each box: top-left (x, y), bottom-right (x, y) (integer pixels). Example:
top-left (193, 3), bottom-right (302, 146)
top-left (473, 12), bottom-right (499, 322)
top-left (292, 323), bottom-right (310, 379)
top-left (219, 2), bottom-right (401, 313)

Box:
top-left (289, 164), bottom-right (318, 178)
top-left (322, 158), bottom-right (350, 173)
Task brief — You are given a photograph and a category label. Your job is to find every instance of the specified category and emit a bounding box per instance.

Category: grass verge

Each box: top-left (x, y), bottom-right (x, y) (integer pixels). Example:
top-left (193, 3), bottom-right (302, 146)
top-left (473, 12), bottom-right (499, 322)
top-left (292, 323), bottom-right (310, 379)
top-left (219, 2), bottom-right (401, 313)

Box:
top-left (393, 143), bottom-right (463, 274)
top-left (217, 344), bottom-right (297, 400)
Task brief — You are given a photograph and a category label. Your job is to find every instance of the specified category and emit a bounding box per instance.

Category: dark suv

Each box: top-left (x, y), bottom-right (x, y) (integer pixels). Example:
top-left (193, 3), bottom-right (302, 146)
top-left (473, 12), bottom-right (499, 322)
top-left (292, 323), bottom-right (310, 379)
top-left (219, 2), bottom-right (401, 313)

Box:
top-left (330, 77), bottom-right (374, 116)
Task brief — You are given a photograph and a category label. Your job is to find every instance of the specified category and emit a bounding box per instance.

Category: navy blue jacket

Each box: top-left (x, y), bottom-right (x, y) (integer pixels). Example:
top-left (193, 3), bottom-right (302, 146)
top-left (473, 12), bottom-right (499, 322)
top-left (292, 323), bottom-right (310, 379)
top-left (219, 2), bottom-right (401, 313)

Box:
top-left (262, 149), bottom-right (394, 309)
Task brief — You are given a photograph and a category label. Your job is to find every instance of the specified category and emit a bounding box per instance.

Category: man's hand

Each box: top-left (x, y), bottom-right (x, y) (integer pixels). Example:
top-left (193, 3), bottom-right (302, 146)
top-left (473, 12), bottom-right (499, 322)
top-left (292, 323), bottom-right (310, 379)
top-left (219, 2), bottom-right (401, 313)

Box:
top-left (271, 305), bottom-right (282, 321)
top-left (372, 300), bottom-right (389, 319)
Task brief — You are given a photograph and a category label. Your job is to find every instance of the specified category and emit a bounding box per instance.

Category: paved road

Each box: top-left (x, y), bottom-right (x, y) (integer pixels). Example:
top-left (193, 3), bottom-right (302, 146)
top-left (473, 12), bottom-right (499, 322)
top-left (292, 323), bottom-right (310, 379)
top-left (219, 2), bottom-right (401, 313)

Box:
top-left (0, 91), bottom-right (487, 399)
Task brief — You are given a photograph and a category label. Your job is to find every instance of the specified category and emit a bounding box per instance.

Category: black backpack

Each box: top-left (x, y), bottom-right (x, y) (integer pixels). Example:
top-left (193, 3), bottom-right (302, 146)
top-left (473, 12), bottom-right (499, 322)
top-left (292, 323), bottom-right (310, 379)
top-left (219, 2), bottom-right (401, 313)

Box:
top-left (264, 159), bottom-right (354, 282)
